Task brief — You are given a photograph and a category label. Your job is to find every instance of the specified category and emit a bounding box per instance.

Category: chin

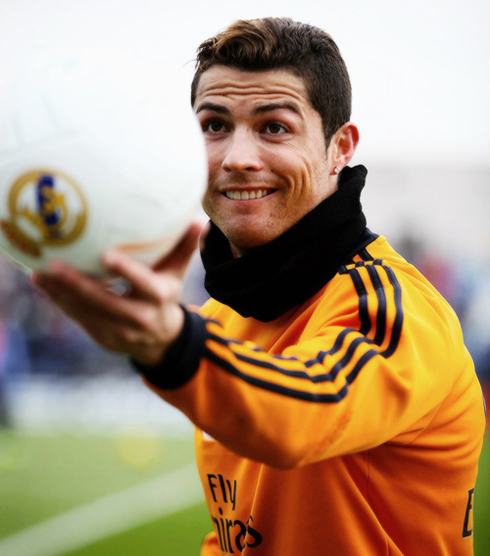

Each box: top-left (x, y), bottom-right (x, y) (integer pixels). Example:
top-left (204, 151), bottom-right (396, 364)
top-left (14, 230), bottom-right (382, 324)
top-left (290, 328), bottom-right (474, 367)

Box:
top-left (228, 232), bottom-right (274, 254)
top-left (217, 218), bottom-right (283, 253)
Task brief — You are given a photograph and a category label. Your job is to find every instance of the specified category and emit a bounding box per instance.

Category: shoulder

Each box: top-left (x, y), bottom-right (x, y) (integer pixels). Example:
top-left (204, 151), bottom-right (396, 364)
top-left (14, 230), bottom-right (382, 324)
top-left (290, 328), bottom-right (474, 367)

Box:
top-left (334, 235), bottom-right (466, 363)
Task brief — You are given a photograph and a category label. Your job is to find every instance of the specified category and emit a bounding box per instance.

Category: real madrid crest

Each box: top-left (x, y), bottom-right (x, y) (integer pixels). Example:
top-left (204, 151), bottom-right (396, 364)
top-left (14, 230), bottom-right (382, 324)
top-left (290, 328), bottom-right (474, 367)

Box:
top-left (0, 169), bottom-right (87, 258)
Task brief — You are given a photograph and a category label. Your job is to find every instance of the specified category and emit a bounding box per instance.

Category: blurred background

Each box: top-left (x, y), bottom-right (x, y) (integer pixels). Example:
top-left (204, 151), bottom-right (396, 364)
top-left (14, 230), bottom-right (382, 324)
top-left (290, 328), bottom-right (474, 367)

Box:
top-left (0, 1), bottom-right (488, 555)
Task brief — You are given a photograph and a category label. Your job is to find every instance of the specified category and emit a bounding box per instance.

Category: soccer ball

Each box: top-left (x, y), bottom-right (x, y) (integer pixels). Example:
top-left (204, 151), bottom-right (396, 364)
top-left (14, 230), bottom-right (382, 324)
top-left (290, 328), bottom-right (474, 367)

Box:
top-left (0, 49), bottom-right (207, 274)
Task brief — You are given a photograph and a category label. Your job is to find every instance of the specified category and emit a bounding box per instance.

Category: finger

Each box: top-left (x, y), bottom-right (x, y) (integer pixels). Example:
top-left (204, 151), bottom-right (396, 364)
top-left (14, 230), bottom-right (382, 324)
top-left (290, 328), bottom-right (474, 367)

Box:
top-left (36, 279), bottom-right (138, 353)
top-left (32, 260), bottom-right (145, 324)
top-left (101, 220), bottom-right (204, 300)
top-left (153, 220), bottom-right (205, 275)
top-left (101, 249), bottom-right (175, 303)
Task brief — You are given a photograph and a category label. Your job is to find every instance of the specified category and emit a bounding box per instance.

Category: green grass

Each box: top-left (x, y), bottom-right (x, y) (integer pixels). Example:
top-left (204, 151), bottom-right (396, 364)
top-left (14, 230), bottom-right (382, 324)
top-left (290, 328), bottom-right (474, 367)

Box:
top-left (475, 435), bottom-right (490, 556)
top-left (63, 503), bottom-right (211, 556)
top-left (0, 430), bottom-right (489, 555)
top-left (0, 429), bottom-right (212, 556)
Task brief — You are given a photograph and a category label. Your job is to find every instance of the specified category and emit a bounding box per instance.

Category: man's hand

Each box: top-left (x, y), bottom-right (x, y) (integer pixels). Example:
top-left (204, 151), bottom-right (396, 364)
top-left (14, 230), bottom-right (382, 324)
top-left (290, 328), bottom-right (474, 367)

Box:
top-left (31, 221), bottom-right (204, 366)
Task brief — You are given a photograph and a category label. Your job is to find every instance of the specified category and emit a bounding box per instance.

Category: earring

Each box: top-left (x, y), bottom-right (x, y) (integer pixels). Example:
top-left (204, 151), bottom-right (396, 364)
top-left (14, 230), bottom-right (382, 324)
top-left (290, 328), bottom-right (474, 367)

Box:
top-left (334, 166), bottom-right (341, 174)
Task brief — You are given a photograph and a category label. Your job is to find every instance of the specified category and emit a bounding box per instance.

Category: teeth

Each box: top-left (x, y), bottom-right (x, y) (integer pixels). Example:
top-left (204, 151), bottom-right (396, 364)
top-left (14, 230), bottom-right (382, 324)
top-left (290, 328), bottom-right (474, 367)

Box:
top-left (225, 189), bottom-right (271, 200)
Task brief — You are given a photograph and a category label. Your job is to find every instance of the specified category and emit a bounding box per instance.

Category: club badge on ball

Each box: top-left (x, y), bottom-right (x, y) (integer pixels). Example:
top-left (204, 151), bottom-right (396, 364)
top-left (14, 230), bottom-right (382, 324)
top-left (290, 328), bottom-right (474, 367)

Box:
top-left (1, 169), bottom-right (87, 259)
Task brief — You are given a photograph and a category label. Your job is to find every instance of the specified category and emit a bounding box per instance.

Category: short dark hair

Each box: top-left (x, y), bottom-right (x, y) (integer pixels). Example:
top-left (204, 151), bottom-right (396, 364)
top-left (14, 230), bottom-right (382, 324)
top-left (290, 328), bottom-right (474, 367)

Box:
top-left (191, 17), bottom-right (352, 146)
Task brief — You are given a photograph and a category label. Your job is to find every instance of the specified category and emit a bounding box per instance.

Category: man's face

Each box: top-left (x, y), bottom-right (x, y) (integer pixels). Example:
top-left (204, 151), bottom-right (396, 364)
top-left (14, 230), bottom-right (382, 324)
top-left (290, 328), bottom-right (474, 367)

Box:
top-left (194, 65), bottom-right (339, 255)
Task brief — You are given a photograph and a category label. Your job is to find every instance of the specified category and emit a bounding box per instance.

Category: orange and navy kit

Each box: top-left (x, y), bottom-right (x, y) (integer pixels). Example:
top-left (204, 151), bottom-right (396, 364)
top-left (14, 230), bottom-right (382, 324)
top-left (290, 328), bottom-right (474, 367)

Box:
top-left (136, 166), bottom-right (486, 555)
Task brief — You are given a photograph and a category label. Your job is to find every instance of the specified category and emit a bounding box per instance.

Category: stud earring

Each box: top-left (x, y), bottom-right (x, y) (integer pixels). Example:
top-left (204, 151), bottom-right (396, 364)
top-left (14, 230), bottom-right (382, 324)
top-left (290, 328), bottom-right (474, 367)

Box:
top-left (334, 166), bottom-right (341, 174)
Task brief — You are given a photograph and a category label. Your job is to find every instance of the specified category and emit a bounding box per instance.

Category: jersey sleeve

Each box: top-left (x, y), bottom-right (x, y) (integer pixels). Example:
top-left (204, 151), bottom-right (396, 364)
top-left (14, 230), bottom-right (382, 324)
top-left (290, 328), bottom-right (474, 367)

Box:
top-left (200, 532), bottom-right (221, 556)
top-left (135, 260), bottom-right (468, 469)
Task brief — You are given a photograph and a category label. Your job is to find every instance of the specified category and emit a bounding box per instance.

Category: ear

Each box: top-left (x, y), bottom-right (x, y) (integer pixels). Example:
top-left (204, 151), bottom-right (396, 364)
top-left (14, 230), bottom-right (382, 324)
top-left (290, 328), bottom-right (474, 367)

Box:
top-left (328, 122), bottom-right (360, 174)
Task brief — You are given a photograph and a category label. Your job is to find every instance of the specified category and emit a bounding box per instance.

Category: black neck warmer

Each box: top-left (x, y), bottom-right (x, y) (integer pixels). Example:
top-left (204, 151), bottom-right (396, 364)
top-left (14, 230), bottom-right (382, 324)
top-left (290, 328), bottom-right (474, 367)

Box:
top-left (201, 165), bottom-right (369, 322)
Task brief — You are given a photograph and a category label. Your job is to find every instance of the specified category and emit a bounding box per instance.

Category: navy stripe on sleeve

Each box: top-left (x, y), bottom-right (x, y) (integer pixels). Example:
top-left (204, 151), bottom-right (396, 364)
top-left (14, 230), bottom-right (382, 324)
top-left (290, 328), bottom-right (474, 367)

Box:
top-left (204, 261), bottom-right (404, 403)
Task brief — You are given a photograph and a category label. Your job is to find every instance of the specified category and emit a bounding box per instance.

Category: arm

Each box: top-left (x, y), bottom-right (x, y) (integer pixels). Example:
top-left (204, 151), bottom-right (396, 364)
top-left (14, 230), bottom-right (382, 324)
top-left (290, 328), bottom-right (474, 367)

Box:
top-left (32, 242), bottom-right (463, 470)
top-left (137, 261), bottom-right (463, 469)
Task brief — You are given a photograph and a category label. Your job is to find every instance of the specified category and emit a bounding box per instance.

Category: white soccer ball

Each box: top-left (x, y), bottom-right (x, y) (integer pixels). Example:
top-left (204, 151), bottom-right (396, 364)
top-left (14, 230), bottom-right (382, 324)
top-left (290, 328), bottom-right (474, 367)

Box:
top-left (0, 49), bottom-right (207, 274)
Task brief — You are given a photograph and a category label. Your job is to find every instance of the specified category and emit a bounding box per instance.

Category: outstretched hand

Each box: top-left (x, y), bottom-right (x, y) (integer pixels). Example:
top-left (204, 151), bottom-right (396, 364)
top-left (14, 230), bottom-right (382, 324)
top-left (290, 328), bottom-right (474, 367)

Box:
top-left (31, 221), bottom-right (205, 366)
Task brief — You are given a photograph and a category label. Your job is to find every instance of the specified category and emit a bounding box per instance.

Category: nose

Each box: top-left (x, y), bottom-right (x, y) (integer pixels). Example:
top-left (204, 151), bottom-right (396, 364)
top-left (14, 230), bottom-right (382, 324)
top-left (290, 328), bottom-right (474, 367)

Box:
top-left (222, 129), bottom-right (264, 173)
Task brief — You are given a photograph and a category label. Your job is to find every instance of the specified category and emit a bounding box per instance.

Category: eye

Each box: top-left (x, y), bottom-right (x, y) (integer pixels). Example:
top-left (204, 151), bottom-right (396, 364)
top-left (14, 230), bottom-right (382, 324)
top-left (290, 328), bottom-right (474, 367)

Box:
top-left (264, 122), bottom-right (288, 135)
top-left (203, 119), bottom-right (226, 133)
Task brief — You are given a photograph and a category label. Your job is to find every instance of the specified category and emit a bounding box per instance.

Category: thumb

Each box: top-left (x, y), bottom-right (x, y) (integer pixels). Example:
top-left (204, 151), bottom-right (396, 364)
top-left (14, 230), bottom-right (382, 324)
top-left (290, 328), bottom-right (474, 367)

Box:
top-left (153, 220), bottom-right (205, 277)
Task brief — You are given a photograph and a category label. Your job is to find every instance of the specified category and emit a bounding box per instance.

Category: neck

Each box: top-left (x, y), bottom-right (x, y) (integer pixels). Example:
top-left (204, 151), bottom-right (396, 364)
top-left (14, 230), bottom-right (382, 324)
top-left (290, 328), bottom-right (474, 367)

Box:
top-left (230, 242), bottom-right (246, 258)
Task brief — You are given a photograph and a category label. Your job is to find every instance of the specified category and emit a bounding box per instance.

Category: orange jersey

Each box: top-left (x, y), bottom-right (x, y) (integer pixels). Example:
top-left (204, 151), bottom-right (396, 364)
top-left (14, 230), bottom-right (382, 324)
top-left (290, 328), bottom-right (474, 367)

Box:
top-left (143, 234), bottom-right (485, 555)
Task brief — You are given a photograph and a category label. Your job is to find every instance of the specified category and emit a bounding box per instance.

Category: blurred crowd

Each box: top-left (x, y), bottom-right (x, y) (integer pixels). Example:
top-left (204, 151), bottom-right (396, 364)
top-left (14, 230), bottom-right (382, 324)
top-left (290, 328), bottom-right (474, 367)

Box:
top-left (396, 233), bottom-right (490, 385)
top-left (0, 236), bottom-right (488, 430)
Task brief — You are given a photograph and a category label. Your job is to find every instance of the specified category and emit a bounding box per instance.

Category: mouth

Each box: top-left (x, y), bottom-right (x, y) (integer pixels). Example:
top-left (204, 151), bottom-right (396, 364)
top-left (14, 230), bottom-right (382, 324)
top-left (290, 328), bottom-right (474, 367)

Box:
top-left (222, 189), bottom-right (275, 201)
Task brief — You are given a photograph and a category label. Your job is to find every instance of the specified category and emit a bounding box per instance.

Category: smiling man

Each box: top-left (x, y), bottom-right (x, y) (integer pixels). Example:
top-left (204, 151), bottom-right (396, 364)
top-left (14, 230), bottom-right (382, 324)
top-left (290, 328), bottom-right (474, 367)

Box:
top-left (194, 65), bottom-right (356, 255)
top-left (32, 17), bottom-right (485, 556)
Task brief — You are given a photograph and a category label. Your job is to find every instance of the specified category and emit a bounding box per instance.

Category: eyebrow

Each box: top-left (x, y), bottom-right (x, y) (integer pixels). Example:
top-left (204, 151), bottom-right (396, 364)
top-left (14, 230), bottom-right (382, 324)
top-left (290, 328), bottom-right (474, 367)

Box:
top-left (252, 102), bottom-right (301, 116)
top-left (195, 101), bottom-right (302, 117)
top-left (195, 102), bottom-right (230, 115)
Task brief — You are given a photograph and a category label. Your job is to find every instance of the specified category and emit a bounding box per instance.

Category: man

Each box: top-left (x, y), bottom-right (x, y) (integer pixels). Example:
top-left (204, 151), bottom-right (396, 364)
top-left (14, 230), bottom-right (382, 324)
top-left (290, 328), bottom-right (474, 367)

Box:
top-left (33, 17), bottom-right (485, 556)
